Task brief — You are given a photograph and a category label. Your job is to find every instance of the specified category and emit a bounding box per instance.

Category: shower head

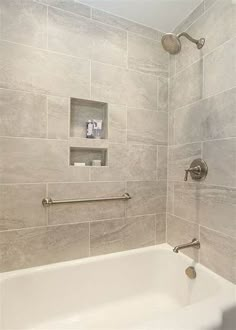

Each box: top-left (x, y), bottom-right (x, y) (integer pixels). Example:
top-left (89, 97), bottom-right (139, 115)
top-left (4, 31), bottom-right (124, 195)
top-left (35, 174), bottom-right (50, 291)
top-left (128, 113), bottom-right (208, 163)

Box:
top-left (161, 32), bottom-right (205, 55)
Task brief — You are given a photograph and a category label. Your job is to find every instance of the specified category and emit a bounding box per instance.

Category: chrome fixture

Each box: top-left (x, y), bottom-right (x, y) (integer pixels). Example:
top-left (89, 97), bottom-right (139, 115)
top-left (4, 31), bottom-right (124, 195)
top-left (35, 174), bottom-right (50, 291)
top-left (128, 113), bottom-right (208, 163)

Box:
top-left (161, 32), bottom-right (205, 55)
top-left (184, 158), bottom-right (208, 182)
top-left (185, 266), bottom-right (197, 279)
top-left (173, 238), bottom-right (200, 253)
top-left (42, 193), bottom-right (131, 207)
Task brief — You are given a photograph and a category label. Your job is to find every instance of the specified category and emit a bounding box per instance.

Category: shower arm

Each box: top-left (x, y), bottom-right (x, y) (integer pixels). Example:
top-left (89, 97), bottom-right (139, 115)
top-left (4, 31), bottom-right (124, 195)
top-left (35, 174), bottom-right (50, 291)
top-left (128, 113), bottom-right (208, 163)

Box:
top-left (177, 32), bottom-right (199, 45)
top-left (177, 32), bottom-right (205, 49)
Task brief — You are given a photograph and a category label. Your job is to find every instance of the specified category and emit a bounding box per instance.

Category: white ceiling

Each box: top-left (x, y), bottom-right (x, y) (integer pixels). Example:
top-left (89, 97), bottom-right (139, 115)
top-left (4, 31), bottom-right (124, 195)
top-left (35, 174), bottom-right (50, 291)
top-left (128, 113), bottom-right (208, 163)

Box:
top-left (80, 0), bottom-right (203, 32)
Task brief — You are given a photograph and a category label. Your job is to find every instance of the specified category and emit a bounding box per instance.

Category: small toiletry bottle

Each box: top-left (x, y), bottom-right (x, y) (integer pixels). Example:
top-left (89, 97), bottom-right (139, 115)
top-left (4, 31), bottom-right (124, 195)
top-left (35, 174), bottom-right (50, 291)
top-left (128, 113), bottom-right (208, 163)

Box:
top-left (86, 120), bottom-right (94, 138)
top-left (92, 159), bottom-right (102, 166)
top-left (93, 120), bottom-right (103, 139)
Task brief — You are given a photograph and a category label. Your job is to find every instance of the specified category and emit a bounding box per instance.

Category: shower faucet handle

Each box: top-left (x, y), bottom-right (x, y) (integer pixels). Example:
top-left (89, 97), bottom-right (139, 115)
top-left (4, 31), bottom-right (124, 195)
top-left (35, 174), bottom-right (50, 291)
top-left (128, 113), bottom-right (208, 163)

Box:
top-left (184, 159), bottom-right (208, 182)
top-left (184, 166), bottom-right (201, 181)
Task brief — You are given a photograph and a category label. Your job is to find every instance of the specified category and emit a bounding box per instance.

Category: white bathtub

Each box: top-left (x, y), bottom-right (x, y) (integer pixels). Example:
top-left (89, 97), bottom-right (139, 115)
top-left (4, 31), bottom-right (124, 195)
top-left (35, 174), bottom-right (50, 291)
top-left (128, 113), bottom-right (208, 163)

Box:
top-left (0, 244), bottom-right (235, 330)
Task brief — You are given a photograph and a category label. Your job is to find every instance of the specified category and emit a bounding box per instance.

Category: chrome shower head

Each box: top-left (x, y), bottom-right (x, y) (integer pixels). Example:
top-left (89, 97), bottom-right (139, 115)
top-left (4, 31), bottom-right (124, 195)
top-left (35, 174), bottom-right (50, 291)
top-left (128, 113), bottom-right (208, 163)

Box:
top-left (161, 32), bottom-right (205, 55)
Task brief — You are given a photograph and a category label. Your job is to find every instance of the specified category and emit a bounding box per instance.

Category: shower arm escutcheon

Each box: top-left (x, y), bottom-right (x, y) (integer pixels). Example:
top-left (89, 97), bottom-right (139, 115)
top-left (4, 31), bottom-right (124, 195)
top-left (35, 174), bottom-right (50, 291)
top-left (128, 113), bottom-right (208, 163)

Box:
top-left (177, 32), bottom-right (205, 49)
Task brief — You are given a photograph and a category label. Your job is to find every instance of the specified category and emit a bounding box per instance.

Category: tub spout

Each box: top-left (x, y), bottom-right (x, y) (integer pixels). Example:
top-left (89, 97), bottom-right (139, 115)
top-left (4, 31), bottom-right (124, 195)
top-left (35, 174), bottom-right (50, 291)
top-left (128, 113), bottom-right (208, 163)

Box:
top-left (173, 238), bottom-right (200, 253)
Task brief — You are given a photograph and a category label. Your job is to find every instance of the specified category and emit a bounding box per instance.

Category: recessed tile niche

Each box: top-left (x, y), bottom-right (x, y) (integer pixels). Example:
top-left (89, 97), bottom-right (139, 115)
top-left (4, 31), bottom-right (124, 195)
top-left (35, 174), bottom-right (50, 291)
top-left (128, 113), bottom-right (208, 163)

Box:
top-left (69, 98), bottom-right (108, 167)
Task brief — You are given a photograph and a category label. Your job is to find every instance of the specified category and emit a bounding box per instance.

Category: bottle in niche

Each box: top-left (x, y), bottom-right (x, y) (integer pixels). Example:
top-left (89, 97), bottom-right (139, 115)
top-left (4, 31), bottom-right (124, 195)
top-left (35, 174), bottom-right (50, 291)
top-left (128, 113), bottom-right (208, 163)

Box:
top-left (93, 120), bottom-right (103, 139)
top-left (86, 120), bottom-right (94, 138)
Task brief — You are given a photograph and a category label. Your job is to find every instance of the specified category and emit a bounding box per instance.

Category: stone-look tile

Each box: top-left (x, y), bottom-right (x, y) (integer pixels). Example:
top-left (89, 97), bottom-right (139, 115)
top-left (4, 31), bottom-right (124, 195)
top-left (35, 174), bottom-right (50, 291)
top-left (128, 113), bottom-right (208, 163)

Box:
top-left (200, 227), bottom-right (236, 283)
top-left (48, 182), bottom-right (126, 225)
top-left (204, 37), bottom-right (236, 98)
top-left (173, 182), bottom-right (236, 239)
top-left (0, 41), bottom-right (90, 98)
top-left (127, 109), bottom-right (167, 145)
top-left (204, 0), bottom-right (217, 11)
top-left (0, 137), bottom-right (89, 183)
top-left (168, 143), bottom-right (202, 182)
top-left (167, 214), bottom-right (199, 261)
top-left (90, 214), bottom-right (156, 256)
top-left (203, 139), bottom-right (236, 187)
top-left (156, 214), bottom-right (166, 244)
top-left (108, 105), bottom-right (127, 144)
top-left (168, 114), bottom-right (175, 146)
top-left (0, 223), bottom-right (89, 272)
top-left (90, 218), bottom-right (125, 256)
top-left (92, 8), bottom-right (158, 40)
top-left (167, 182), bottom-right (174, 214)
top-left (0, 184), bottom-right (47, 231)
top-left (128, 33), bottom-right (168, 77)
top-left (123, 215), bottom-right (156, 250)
top-left (48, 7), bottom-right (127, 67)
top-left (0, 89), bottom-right (47, 138)
top-left (91, 62), bottom-right (127, 105)
top-left (170, 60), bottom-right (203, 111)
top-left (169, 55), bottom-right (176, 77)
top-left (1, 0), bottom-right (47, 48)
top-left (91, 144), bottom-right (127, 182)
top-left (37, 0), bottom-right (91, 18)
top-left (126, 181), bottom-right (167, 217)
top-left (174, 89), bottom-right (236, 145)
top-left (157, 146), bottom-right (167, 180)
top-left (91, 62), bottom-right (157, 110)
top-left (126, 70), bottom-right (157, 110)
top-left (175, 0), bottom-right (236, 73)
top-left (174, 2), bottom-right (204, 34)
top-left (158, 77), bottom-right (168, 112)
top-left (127, 144), bottom-right (157, 181)
top-left (47, 96), bottom-right (69, 139)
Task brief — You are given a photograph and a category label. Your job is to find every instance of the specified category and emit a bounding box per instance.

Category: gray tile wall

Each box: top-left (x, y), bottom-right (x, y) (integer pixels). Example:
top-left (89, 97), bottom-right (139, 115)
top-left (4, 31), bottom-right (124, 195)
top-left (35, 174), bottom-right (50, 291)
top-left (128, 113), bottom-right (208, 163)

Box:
top-left (167, 0), bottom-right (236, 283)
top-left (0, 0), bottom-right (167, 271)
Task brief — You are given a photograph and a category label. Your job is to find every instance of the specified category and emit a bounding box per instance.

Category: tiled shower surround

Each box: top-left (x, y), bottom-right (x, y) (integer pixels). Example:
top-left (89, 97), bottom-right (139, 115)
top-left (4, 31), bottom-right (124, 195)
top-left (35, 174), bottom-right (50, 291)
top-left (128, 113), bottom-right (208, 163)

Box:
top-left (167, 0), bottom-right (236, 283)
top-left (0, 0), bottom-right (235, 284)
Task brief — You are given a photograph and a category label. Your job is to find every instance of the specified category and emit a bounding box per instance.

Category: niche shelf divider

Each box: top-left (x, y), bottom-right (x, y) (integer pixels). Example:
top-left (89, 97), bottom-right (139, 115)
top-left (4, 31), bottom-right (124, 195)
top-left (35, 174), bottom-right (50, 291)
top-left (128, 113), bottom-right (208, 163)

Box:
top-left (69, 98), bottom-right (108, 167)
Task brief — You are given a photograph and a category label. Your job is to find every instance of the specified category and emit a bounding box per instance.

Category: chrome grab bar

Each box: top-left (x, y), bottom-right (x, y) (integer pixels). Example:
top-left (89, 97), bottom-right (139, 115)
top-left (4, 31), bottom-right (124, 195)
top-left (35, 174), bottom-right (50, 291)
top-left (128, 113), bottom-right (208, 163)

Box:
top-left (42, 193), bottom-right (131, 206)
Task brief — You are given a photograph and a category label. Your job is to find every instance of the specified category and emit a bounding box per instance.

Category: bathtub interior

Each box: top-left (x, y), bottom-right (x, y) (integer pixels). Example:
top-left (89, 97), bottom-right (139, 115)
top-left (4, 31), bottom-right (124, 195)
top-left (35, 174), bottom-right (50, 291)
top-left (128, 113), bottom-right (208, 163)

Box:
top-left (0, 245), bottom-right (234, 329)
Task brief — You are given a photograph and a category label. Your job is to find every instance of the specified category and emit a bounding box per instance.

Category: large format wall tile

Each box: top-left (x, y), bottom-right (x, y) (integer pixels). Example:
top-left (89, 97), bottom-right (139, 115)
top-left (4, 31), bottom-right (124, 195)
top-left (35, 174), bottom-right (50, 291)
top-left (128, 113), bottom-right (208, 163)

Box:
top-left (90, 214), bottom-right (156, 256)
top-left (123, 215), bottom-right (156, 250)
top-left (157, 78), bottom-right (168, 112)
top-left (47, 96), bottom-right (69, 139)
top-left (157, 146), bottom-right (167, 180)
top-left (0, 137), bottom-right (89, 183)
top-left (204, 37), bottom-right (236, 97)
top-left (126, 70), bottom-right (157, 110)
top-left (0, 223), bottom-right (89, 272)
top-left (174, 89), bottom-right (236, 145)
top-left (167, 214), bottom-right (199, 260)
top-left (126, 181), bottom-right (167, 217)
top-left (173, 182), bottom-right (236, 238)
top-left (128, 33), bottom-right (168, 77)
top-left (200, 227), bottom-right (236, 283)
top-left (90, 218), bottom-right (125, 256)
top-left (37, 0), bottom-right (91, 18)
top-left (48, 7), bottom-right (127, 67)
top-left (1, 0), bottom-right (47, 48)
top-left (156, 214), bottom-right (166, 244)
top-left (0, 41), bottom-right (90, 98)
top-left (91, 62), bottom-right (127, 105)
top-left (203, 139), bottom-right (236, 187)
top-left (170, 60), bottom-right (203, 111)
top-left (0, 184), bottom-right (47, 231)
top-left (92, 8), bottom-right (159, 40)
top-left (126, 144), bottom-right (157, 181)
top-left (175, 0), bottom-right (236, 73)
top-left (108, 105), bottom-right (127, 144)
top-left (48, 182), bottom-right (126, 225)
top-left (0, 89), bottom-right (47, 138)
top-left (127, 109), bottom-right (167, 145)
